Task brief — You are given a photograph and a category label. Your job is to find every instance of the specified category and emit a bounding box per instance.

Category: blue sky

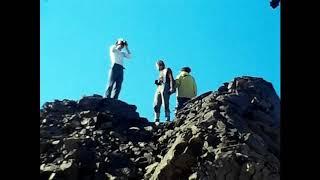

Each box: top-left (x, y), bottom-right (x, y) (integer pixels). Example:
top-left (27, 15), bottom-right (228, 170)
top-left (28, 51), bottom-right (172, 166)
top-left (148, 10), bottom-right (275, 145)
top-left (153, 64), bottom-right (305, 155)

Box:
top-left (40, 0), bottom-right (280, 121)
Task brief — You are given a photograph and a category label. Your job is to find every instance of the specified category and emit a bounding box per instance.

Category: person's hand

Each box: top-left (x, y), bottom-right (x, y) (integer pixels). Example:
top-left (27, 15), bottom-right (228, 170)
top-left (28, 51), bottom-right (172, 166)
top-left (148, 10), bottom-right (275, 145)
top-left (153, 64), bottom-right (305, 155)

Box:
top-left (169, 88), bottom-right (175, 94)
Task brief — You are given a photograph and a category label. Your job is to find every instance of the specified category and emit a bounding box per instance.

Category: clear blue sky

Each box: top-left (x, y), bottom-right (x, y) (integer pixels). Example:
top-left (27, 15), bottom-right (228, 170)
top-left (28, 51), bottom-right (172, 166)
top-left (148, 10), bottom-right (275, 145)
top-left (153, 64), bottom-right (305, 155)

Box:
top-left (40, 0), bottom-right (280, 121)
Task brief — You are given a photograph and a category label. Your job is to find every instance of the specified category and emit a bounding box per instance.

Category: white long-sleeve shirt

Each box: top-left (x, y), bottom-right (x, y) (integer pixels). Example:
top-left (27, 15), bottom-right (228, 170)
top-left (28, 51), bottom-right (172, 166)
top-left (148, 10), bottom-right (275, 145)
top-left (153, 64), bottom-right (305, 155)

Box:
top-left (109, 45), bottom-right (131, 67)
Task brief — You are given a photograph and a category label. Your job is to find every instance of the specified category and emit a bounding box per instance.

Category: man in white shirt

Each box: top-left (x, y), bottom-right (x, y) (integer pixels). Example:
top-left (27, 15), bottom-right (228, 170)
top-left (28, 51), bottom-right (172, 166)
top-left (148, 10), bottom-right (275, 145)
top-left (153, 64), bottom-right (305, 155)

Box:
top-left (104, 38), bottom-right (131, 99)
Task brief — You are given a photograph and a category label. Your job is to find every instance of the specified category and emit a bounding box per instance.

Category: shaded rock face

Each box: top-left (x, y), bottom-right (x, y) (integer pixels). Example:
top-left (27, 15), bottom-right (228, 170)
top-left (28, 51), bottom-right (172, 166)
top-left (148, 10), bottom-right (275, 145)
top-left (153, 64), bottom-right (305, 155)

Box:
top-left (40, 95), bottom-right (152, 180)
top-left (40, 76), bottom-right (280, 180)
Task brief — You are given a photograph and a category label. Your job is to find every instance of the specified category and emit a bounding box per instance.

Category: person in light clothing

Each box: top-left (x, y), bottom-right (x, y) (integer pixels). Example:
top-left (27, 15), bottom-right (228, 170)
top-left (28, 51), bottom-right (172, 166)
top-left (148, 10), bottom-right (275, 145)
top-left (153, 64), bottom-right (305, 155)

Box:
top-left (105, 38), bottom-right (131, 99)
top-left (153, 60), bottom-right (175, 123)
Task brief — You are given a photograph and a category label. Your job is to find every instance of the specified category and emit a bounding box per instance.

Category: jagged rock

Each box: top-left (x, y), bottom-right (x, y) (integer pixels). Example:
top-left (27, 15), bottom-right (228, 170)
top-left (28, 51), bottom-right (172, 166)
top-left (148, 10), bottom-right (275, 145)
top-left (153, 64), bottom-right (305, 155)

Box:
top-left (52, 140), bottom-right (60, 145)
top-left (70, 120), bottom-right (81, 128)
top-left (78, 95), bottom-right (103, 110)
top-left (158, 130), bottom-right (174, 143)
top-left (64, 137), bottom-right (80, 151)
top-left (79, 129), bottom-right (87, 135)
top-left (144, 162), bottom-right (159, 179)
top-left (144, 126), bottom-right (153, 131)
top-left (119, 144), bottom-right (129, 152)
top-left (252, 110), bottom-right (274, 125)
top-left (80, 118), bottom-right (91, 125)
top-left (40, 76), bottom-right (280, 180)
top-left (109, 131), bottom-right (127, 142)
top-left (218, 85), bottom-right (228, 93)
top-left (100, 122), bottom-right (113, 129)
top-left (131, 126), bottom-right (141, 130)
top-left (138, 142), bottom-right (146, 148)
top-left (59, 160), bottom-right (73, 170)
top-left (150, 134), bottom-right (189, 180)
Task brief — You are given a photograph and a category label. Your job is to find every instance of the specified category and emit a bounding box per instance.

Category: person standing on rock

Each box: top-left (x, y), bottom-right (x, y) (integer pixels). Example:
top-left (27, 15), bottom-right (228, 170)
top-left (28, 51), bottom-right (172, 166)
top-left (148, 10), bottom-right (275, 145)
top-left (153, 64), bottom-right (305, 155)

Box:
top-left (104, 38), bottom-right (131, 99)
top-left (175, 67), bottom-right (197, 111)
top-left (153, 60), bottom-right (175, 123)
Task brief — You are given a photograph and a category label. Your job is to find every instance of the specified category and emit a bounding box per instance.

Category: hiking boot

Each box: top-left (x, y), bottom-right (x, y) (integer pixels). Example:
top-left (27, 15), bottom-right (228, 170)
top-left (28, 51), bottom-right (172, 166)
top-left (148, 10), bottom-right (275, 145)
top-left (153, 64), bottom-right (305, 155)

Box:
top-left (165, 111), bottom-right (170, 122)
top-left (154, 118), bottom-right (160, 126)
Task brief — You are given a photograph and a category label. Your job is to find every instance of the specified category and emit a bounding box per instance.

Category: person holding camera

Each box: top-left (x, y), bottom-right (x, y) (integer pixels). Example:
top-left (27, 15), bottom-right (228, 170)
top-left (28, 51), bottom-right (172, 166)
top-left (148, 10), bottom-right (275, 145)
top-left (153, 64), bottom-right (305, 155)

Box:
top-left (153, 60), bottom-right (175, 123)
top-left (104, 38), bottom-right (131, 99)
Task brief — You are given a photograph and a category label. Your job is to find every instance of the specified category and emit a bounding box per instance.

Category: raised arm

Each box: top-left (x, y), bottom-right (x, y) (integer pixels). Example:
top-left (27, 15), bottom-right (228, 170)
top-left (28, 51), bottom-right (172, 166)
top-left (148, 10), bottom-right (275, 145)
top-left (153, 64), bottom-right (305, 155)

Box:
top-left (110, 45), bottom-right (117, 53)
top-left (123, 45), bottom-right (131, 59)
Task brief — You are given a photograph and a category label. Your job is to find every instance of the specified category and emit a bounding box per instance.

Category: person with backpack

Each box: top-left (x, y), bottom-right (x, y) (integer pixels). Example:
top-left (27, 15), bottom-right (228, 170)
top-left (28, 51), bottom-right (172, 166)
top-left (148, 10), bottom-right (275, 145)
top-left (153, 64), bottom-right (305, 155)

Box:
top-left (175, 67), bottom-right (197, 110)
top-left (153, 60), bottom-right (175, 123)
top-left (104, 38), bottom-right (131, 99)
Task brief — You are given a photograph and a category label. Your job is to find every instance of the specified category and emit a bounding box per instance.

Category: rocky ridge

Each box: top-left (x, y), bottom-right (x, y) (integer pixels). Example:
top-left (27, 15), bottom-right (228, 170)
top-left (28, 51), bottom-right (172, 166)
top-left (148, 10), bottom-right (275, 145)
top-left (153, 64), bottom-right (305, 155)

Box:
top-left (40, 76), bottom-right (280, 180)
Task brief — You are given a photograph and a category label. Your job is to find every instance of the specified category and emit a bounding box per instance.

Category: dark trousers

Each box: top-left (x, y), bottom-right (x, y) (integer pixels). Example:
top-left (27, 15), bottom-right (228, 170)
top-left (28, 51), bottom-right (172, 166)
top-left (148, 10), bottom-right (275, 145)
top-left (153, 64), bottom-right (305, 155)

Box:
top-left (105, 63), bottom-right (124, 99)
top-left (176, 97), bottom-right (191, 110)
top-left (153, 90), bottom-right (171, 116)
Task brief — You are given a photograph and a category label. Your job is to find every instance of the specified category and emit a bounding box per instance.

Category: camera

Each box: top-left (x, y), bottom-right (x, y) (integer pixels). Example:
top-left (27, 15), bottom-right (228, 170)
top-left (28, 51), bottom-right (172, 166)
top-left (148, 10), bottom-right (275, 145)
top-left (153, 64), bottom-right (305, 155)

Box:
top-left (121, 40), bottom-right (128, 46)
top-left (116, 39), bottom-right (128, 46)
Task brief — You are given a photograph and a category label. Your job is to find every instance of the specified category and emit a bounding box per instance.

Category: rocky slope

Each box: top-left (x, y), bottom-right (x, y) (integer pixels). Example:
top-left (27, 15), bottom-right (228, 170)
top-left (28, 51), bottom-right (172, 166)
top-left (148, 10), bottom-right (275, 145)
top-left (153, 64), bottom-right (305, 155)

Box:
top-left (40, 76), bottom-right (280, 180)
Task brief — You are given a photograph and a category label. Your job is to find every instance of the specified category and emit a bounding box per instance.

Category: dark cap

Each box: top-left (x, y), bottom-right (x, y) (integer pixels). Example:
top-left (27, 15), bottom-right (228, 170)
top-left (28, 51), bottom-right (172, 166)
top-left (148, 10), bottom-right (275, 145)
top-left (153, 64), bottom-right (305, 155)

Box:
top-left (157, 60), bottom-right (165, 66)
top-left (181, 67), bottom-right (191, 73)
top-left (116, 38), bottom-right (127, 45)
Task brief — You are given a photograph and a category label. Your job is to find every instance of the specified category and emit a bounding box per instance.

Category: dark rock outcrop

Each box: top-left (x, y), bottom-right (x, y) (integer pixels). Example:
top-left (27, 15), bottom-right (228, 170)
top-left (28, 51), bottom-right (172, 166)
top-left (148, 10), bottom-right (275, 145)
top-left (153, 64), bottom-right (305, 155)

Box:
top-left (40, 76), bottom-right (280, 180)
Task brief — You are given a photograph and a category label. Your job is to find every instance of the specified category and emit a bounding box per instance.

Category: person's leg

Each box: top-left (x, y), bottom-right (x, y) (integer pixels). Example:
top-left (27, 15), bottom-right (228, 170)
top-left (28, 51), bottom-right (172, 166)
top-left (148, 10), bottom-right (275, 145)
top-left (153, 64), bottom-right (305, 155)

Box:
top-left (174, 97), bottom-right (190, 118)
top-left (105, 68), bottom-right (116, 98)
top-left (153, 91), bottom-right (162, 122)
top-left (162, 91), bottom-right (170, 121)
top-left (113, 68), bottom-right (123, 99)
top-left (181, 97), bottom-right (190, 107)
top-left (176, 97), bottom-right (190, 110)
top-left (176, 97), bottom-right (183, 110)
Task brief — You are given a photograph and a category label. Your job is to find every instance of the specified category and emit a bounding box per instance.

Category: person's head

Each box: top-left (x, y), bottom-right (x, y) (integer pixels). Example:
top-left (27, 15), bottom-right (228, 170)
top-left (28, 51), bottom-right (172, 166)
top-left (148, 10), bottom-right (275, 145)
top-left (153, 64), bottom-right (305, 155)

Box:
top-left (115, 38), bottom-right (127, 50)
top-left (181, 67), bottom-right (191, 73)
top-left (156, 60), bottom-right (165, 71)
